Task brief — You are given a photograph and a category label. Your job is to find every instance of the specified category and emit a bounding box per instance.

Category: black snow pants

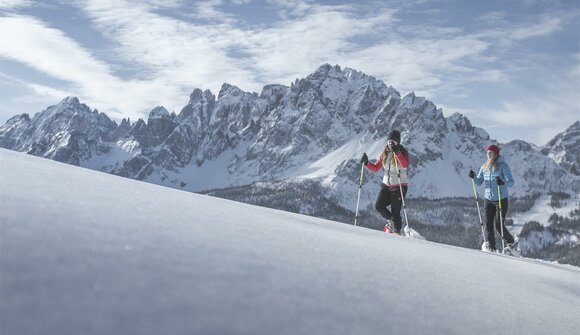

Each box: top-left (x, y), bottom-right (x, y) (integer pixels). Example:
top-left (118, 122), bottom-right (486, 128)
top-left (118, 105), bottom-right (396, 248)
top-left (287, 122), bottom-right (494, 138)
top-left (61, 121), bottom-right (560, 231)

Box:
top-left (375, 184), bottom-right (407, 233)
top-left (485, 198), bottom-right (514, 250)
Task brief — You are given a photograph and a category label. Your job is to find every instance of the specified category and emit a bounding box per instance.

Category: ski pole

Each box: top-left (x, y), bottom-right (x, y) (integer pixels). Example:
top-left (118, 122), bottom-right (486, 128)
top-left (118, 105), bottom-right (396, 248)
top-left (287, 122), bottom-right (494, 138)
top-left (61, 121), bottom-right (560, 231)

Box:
top-left (354, 161), bottom-right (365, 226)
top-left (393, 154), bottom-right (410, 236)
top-left (470, 178), bottom-right (487, 244)
top-left (497, 183), bottom-right (505, 253)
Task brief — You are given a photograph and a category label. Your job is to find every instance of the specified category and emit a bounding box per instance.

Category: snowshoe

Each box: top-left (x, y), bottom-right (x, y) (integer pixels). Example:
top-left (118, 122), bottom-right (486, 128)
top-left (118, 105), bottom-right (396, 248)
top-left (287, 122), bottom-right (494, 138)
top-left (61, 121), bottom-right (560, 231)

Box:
top-left (503, 246), bottom-right (521, 257)
top-left (384, 223), bottom-right (395, 234)
top-left (403, 227), bottom-right (426, 239)
top-left (507, 237), bottom-right (519, 250)
top-left (503, 238), bottom-right (521, 257)
top-left (481, 242), bottom-right (497, 253)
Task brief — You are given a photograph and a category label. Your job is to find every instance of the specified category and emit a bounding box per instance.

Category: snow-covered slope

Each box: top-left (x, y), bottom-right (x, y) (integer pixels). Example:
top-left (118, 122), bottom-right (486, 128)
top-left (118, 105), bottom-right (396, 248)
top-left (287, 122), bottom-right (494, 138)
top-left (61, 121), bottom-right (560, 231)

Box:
top-left (1, 148), bottom-right (579, 335)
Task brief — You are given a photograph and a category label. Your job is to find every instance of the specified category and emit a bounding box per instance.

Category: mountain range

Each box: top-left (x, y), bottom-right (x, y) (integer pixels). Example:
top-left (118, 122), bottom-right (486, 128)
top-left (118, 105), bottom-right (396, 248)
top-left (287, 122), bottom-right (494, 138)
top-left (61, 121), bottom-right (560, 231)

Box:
top-left (2, 64), bottom-right (578, 196)
top-left (1, 64), bottom-right (579, 262)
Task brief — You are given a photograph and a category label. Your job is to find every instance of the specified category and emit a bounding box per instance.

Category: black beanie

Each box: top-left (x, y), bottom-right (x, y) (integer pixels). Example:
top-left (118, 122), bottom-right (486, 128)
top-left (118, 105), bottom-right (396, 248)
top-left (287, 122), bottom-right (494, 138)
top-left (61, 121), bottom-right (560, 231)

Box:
top-left (388, 130), bottom-right (401, 143)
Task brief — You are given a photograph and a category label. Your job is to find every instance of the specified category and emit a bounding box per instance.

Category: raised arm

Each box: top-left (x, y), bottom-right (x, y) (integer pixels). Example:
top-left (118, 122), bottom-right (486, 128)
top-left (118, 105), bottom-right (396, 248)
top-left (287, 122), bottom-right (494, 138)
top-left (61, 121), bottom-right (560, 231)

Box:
top-left (365, 154), bottom-right (383, 172)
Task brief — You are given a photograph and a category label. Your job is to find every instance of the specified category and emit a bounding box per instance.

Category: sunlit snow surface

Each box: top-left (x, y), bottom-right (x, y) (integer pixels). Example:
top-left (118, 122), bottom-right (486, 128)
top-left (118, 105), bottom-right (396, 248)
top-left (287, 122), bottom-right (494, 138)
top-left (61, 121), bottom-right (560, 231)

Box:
top-left (1, 148), bottom-right (579, 335)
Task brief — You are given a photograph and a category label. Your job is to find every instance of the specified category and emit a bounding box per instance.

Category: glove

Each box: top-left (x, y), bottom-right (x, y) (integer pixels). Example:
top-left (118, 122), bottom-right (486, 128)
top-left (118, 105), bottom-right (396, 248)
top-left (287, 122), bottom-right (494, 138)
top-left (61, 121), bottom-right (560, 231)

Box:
top-left (391, 144), bottom-right (401, 153)
top-left (387, 140), bottom-right (401, 153)
top-left (496, 176), bottom-right (505, 186)
top-left (468, 170), bottom-right (476, 179)
top-left (360, 153), bottom-right (369, 165)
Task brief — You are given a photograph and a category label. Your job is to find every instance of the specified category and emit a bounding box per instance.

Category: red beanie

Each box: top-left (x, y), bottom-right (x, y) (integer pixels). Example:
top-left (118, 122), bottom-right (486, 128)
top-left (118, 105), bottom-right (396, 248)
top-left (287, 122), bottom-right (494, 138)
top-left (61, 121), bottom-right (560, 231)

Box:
top-left (486, 144), bottom-right (500, 156)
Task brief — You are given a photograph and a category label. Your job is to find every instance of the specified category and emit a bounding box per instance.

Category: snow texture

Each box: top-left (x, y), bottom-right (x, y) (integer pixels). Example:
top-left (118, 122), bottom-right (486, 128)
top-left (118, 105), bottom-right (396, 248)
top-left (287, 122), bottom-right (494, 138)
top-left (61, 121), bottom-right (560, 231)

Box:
top-left (1, 148), bottom-right (579, 335)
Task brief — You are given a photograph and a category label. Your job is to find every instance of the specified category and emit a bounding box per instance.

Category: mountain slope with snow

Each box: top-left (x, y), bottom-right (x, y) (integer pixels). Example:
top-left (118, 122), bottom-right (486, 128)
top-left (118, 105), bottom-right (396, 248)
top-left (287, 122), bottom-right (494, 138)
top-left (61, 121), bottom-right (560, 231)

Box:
top-left (543, 121), bottom-right (580, 176)
top-left (1, 148), bottom-right (579, 335)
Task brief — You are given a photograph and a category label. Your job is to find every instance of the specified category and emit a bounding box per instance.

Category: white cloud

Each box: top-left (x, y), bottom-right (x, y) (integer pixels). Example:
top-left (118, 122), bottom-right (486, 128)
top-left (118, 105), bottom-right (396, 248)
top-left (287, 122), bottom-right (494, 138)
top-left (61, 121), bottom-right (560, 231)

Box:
top-left (477, 11), bottom-right (506, 24)
top-left (239, 6), bottom-right (396, 84)
top-left (190, 0), bottom-right (239, 23)
top-left (265, 0), bottom-right (315, 18)
top-left (0, 15), bottom-right (113, 84)
top-left (76, 0), bottom-right (397, 93)
top-left (142, 0), bottom-right (185, 9)
top-left (472, 69), bottom-right (579, 144)
top-left (0, 72), bottom-right (72, 102)
top-left (0, 13), bottom-right (196, 119)
top-left (475, 69), bottom-right (508, 83)
top-left (0, 0), bottom-right (33, 10)
top-left (26, 81), bottom-right (72, 99)
top-left (344, 35), bottom-right (492, 92)
top-left (510, 16), bottom-right (564, 40)
top-left (78, 0), bottom-right (264, 97)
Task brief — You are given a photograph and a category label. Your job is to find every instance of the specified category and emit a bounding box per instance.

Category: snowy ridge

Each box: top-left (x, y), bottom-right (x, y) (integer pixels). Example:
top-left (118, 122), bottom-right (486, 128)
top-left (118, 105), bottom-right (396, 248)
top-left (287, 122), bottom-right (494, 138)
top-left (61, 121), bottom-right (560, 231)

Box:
top-left (1, 148), bottom-right (579, 335)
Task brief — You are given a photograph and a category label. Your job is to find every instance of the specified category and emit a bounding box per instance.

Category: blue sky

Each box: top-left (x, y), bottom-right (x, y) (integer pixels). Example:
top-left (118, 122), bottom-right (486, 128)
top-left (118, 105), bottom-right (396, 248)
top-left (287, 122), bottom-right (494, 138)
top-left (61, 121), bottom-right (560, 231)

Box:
top-left (0, 0), bottom-right (578, 145)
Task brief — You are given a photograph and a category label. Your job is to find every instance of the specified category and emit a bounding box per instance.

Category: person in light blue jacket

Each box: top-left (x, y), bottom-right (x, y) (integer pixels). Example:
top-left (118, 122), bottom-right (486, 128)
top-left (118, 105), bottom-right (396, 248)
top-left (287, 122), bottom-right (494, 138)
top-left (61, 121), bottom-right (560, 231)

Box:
top-left (469, 144), bottom-right (517, 252)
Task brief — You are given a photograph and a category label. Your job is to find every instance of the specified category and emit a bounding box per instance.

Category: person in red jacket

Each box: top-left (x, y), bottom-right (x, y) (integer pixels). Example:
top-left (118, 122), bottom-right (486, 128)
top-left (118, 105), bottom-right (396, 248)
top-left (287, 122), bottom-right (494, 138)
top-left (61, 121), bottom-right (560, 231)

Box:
top-left (360, 130), bottom-right (410, 234)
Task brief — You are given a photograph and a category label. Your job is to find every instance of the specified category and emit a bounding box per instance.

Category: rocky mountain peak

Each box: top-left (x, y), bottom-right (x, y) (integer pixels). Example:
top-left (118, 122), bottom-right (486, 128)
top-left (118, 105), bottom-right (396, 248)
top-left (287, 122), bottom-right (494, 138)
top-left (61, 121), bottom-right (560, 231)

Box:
top-left (59, 96), bottom-right (80, 107)
top-left (187, 88), bottom-right (214, 105)
top-left (447, 112), bottom-right (490, 140)
top-left (311, 63), bottom-right (340, 77)
top-left (148, 106), bottom-right (170, 119)
top-left (218, 83), bottom-right (247, 99)
top-left (506, 139), bottom-right (534, 152)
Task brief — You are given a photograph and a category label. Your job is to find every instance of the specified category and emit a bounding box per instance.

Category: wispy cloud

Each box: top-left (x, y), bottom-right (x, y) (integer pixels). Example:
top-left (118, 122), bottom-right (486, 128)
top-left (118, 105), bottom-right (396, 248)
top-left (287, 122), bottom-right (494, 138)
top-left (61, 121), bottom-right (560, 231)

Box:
top-left (265, 0), bottom-right (315, 19)
top-left (0, 0), bottom-right (33, 10)
top-left (71, 0), bottom-right (399, 93)
top-left (477, 11), bottom-right (506, 24)
top-left (0, 71), bottom-right (72, 111)
top-left (238, 5), bottom-right (397, 85)
top-left (474, 62), bottom-right (579, 144)
top-left (344, 35), bottom-right (493, 95)
top-left (189, 0), bottom-right (240, 24)
top-left (510, 16), bottom-right (564, 40)
top-left (0, 15), bottom-right (114, 84)
top-left (4, 73), bottom-right (72, 99)
top-left (0, 14), bottom-right (152, 118)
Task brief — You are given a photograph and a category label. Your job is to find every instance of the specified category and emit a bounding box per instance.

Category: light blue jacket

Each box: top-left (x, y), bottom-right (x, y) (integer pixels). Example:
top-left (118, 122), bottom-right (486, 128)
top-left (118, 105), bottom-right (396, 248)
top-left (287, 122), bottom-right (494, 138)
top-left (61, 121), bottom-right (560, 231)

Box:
top-left (473, 155), bottom-right (514, 201)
